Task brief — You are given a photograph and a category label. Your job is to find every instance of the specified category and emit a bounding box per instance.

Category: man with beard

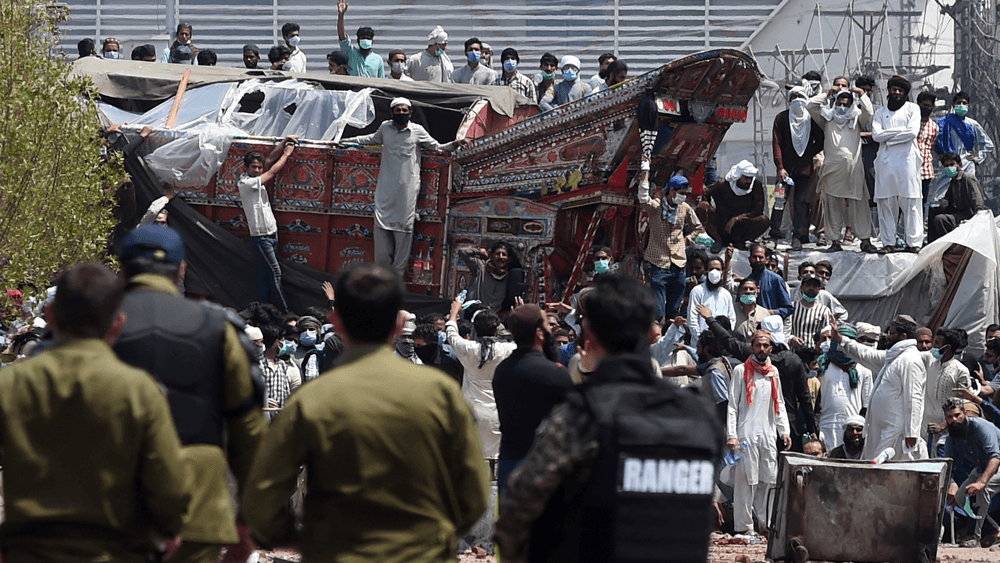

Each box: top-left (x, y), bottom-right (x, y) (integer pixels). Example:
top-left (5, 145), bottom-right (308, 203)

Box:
top-left (771, 86), bottom-right (824, 249)
top-left (696, 160), bottom-right (770, 254)
top-left (943, 397), bottom-right (1000, 547)
top-left (337, 0), bottom-right (384, 77)
top-left (700, 309), bottom-right (815, 453)
top-left (746, 243), bottom-right (793, 319)
top-left (828, 416), bottom-right (866, 460)
top-left (872, 76), bottom-right (923, 253)
top-left (727, 329), bottom-right (792, 535)
top-left (459, 242), bottom-right (526, 314)
top-left (492, 304), bottom-right (574, 491)
top-left (687, 256), bottom-right (735, 349)
top-left (832, 314), bottom-right (928, 460)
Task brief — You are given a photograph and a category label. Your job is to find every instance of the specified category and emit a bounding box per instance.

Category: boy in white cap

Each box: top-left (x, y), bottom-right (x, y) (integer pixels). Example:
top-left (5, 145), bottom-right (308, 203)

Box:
top-left (341, 98), bottom-right (467, 275)
top-left (406, 25), bottom-right (453, 82)
top-left (540, 55), bottom-right (591, 110)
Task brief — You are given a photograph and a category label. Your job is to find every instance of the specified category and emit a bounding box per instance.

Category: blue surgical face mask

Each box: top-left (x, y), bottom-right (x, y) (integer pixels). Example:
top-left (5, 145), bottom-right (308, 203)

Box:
top-left (594, 259), bottom-right (610, 274)
top-left (835, 106), bottom-right (848, 115)
top-left (359, 39), bottom-right (373, 50)
top-left (563, 68), bottom-right (578, 81)
top-left (740, 294), bottom-right (757, 305)
top-left (467, 50), bottom-right (482, 64)
top-left (288, 35), bottom-right (301, 47)
top-left (945, 166), bottom-right (959, 178)
top-left (281, 61), bottom-right (292, 71)
top-left (503, 59), bottom-right (518, 73)
top-left (279, 340), bottom-right (296, 356)
top-left (930, 347), bottom-right (944, 360)
top-left (300, 330), bottom-right (318, 347)
top-left (105, 51), bottom-right (120, 59)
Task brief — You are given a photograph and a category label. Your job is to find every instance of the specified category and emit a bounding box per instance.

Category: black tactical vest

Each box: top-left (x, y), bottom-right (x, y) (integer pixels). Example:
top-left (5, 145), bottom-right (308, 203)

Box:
top-left (528, 355), bottom-right (723, 563)
top-left (114, 289), bottom-right (227, 447)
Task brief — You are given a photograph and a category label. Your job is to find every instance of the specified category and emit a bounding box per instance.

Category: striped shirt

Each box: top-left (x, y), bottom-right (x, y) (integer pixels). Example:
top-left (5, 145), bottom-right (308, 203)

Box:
top-left (261, 358), bottom-right (293, 419)
top-left (918, 119), bottom-right (939, 180)
top-left (785, 301), bottom-right (832, 348)
top-left (492, 72), bottom-right (536, 100)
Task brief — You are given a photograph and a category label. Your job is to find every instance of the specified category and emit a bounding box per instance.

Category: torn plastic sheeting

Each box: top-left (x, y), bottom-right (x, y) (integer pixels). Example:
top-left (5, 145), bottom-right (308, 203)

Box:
top-left (143, 124), bottom-right (237, 187)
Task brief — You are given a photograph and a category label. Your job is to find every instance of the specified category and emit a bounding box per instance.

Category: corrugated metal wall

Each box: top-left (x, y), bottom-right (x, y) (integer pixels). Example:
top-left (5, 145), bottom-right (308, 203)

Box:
top-left (61, 0), bottom-right (781, 75)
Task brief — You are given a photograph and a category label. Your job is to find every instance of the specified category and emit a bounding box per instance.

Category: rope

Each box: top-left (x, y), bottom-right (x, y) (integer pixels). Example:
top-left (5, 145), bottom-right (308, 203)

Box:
top-left (562, 206), bottom-right (606, 303)
top-left (817, 4), bottom-right (831, 82)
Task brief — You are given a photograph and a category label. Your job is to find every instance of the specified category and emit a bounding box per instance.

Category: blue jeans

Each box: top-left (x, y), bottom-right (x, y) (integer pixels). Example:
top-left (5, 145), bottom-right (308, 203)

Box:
top-left (251, 234), bottom-right (289, 312)
top-left (648, 263), bottom-right (686, 321)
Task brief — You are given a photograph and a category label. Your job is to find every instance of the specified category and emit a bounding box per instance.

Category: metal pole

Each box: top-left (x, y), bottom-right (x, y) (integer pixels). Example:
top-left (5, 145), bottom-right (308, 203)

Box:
top-left (165, 0), bottom-right (176, 38)
top-left (705, 0), bottom-right (711, 48)
top-left (95, 0), bottom-right (102, 42)
top-left (613, 0), bottom-right (620, 56)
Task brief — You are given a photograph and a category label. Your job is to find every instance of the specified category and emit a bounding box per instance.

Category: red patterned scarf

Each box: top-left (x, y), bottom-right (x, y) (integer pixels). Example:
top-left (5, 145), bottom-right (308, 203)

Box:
top-left (743, 355), bottom-right (781, 415)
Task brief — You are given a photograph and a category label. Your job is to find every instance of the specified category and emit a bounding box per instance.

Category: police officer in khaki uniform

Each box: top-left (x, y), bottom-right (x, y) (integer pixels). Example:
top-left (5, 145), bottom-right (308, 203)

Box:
top-left (243, 263), bottom-right (490, 562)
top-left (113, 226), bottom-right (267, 563)
top-left (0, 262), bottom-right (191, 562)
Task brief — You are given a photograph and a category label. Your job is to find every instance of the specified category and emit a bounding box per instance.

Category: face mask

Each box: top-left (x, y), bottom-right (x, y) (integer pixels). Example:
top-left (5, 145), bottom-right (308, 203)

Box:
top-left (255, 343), bottom-right (266, 356)
top-left (802, 293), bottom-right (818, 303)
top-left (945, 166), bottom-right (959, 178)
top-left (672, 193), bottom-right (687, 205)
top-left (415, 343), bottom-right (438, 365)
top-left (594, 259), bottom-right (610, 275)
top-left (435, 48), bottom-right (445, 57)
top-left (281, 61), bottom-right (292, 71)
top-left (300, 330), bottom-right (317, 347)
top-left (279, 340), bottom-right (296, 356)
top-left (105, 51), bottom-right (120, 59)
top-left (392, 113), bottom-right (410, 127)
top-left (503, 59), bottom-right (518, 73)
top-left (391, 61), bottom-right (405, 74)
top-left (790, 98), bottom-right (806, 110)
top-left (954, 104), bottom-right (969, 117)
top-left (920, 106), bottom-right (932, 118)
top-left (359, 39), bottom-right (373, 50)
top-left (807, 369), bottom-right (817, 379)
top-left (541, 70), bottom-right (555, 80)
top-left (707, 269), bottom-right (722, 285)
top-left (819, 340), bottom-right (831, 353)
top-left (930, 347), bottom-right (944, 360)
top-left (468, 51), bottom-right (482, 64)
top-left (563, 68), bottom-right (578, 81)
top-left (288, 36), bottom-right (301, 47)
top-left (740, 294), bottom-right (757, 305)
top-left (834, 106), bottom-right (848, 115)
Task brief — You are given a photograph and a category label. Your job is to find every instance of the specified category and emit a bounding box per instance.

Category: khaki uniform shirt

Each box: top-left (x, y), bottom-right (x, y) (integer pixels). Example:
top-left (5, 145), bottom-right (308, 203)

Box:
top-left (122, 274), bottom-right (268, 545)
top-left (243, 344), bottom-right (490, 563)
top-left (0, 338), bottom-right (190, 560)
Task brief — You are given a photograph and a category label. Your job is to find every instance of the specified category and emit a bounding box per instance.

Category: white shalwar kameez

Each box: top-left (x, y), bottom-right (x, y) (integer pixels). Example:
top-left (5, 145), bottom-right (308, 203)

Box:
top-left (817, 362), bottom-right (873, 450)
top-left (922, 357), bottom-right (972, 449)
top-left (842, 338), bottom-right (927, 460)
top-left (872, 102), bottom-right (923, 247)
top-left (727, 362), bottom-right (789, 534)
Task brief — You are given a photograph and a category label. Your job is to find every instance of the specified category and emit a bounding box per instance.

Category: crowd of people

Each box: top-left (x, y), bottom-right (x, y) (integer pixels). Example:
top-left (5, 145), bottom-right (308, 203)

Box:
top-left (76, 9), bottom-right (631, 109)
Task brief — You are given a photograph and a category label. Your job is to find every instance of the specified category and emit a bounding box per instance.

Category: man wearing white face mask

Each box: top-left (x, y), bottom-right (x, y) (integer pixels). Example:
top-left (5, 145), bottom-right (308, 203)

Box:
top-left (491, 48), bottom-right (535, 100)
top-left (453, 37), bottom-right (496, 85)
top-left (281, 22), bottom-right (307, 72)
top-left (337, 0), bottom-right (384, 77)
top-left (772, 86), bottom-right (824, 249)
top-left (687, 256), bottom-right (735, 350)
top-left (540, 55), bottom-right (592, 110)
top-left (386, 50), bottom-right (412, 80)
top-left (406, 26), bottom-right (453, 82)
top-left (814, 324), bottom-right (873, 450)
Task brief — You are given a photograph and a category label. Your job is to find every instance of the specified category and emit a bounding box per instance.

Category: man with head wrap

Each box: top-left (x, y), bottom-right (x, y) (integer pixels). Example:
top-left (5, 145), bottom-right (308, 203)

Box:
top-left (828, 415), bottom-right (866, 459)
top-left (813, 323), bottom-right (873, 450)
top-left (771, 86), bottom-right (825, 249)
top-left (727, 329), bottom-right (791, 535)
top-left (341, 97), bottom-right (468, 274)
top-left (696, 160), bottom-right (770, 253)
top-left (405, 25), bottom-right (453, 82)
top-left (540, 55), bottom-right (593, 110)
top-left (871, 75), bottom-right (923, 252)
top-left (806, 82), bottom-right (877, 252)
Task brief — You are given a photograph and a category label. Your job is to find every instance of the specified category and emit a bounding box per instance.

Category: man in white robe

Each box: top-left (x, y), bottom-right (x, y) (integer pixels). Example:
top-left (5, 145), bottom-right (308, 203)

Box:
top-left (806, 83), bottom-right (876, 253)
top-left (871, 75), bottom-right (923, 252)
top-left (832, 315), bottom-right (927, 460)
top-left (814, 324), bottom-right (873, 450)
top-left (727, 329), bottom-right (791, 535)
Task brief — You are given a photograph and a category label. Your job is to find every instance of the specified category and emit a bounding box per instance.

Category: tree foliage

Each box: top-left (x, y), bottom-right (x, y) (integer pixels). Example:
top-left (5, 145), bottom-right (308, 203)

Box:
top-left (0, 0), bottom-right (125, 299)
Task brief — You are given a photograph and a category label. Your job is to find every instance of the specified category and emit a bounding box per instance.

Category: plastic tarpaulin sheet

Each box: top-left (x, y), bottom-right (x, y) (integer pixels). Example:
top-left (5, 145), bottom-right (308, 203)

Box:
top-left (100, 80), bottom-right (375, 187)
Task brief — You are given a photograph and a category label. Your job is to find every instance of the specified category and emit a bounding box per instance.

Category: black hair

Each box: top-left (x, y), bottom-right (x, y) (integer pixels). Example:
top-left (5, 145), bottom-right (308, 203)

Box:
top-left (687, 248), bottom-right (708, 270)
top-left (953, 91), bottom-right (971, 104)
top-left (457, 319), bottom-right (473, 339)
top-left (738, 277), bottom-right (759, 291)
top-left (268, 44), bottom-right (292, 64)
top-left (581, 274), bottom-right (657, 355)
top-left (472, 309), bottom-right (501, 339)
top-left (935, 327), bottom-right (968, 352)
top-left (304, 306), bottom-right (330, 322)
top-left (987, 324), bottom-right (1000, 335)
top-left (388, 49), bottom-right (406, 61)
top-left (260, 324), bottom-right (283, 349)
top-left (713, 315), bottom-right (732, 332)
top-left (120, 257), bottom-right (181, 281)
top-left (606, 59), bottom-right (628, 78)
top-left (243, 44), bottom-right (260, 55)
top-left (356, 26), bottom-right (375, 40)
top-left (412, 323), bottom-right (439, 344)
top-left (327, 51), bottom-right (349, 66)
top-left (597, 52), bottom-right (616, 78)
top-left (815, 260), bottom-right (833, 275)
top-left (131, 44), bottom-right (157, 60)
top-left (855, 75), bottom-right (875, 89)
top-left (77, 38), bottom-right (96, 57)
top-left (243, 151), bottom-right (265, 167)
top-left (464, 37), bottom-right (482, 53)
top-left (986, 337), bottom-right (1000, 356)
top-left (939, 151), bottom-right (961, 165)
top-left (52, 263), bottom-right (124, 339)
top-left (196, 49), bottom-right (217, 66)
top-left (423, 312), bottom-right (446, 325)
top-left (802, 70), bottom-right (822, 82)
top-left (540, 52), bottom-right (558, 67)
top-left (699, 329), bottom-right (724, 358)
top-left (281, 22), bottom-right (300, 38)
top-left (891, 317), bottom-right (918, 340)
top-left (748, 242), bottom-right (768, 256)
top-left (797, 261), bottom-right (815, 275)
top-left (334, 263), bottom-right (404, 343)
top-left (500, 47), bottom-right (519, 63)
top-left (176, 22), bottom-right (193, 35)
top-left (916, 91), bottom-right (937, 105)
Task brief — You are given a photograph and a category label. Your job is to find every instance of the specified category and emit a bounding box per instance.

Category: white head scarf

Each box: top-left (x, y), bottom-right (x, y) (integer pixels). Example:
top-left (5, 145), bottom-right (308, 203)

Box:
top-left (760, 315), bottom-right (787, 346)
top-left (725, 160), bottom-right (758, 196)
top-left (390, 97), bottom-right (411, 109)
top-left (845, 414), bottom-right (865, 428)
top-left (820, 90), bottom-right (862, 130)
top-left (788, 86), bottom-right (811, 157)
top-left (427, 26), bottom-right (448, 45)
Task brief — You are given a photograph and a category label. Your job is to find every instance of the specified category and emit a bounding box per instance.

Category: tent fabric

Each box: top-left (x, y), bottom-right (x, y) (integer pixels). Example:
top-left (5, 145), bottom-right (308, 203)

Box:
top-left (73, 57), bottom-right (529, 117)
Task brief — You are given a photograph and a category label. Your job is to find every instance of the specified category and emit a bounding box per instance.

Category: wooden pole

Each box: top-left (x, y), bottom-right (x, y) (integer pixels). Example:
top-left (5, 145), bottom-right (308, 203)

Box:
top-left (165, 68), bottom-right (191, 129)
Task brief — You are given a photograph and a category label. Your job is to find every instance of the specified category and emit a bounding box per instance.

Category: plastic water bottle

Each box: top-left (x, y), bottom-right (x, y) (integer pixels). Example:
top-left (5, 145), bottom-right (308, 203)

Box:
top-left (871, 447), bottom-right (895, 464)
top-left (456, 289), bottom-right (468, 304)
top-left (724, 440), bottom-right (749, 466)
